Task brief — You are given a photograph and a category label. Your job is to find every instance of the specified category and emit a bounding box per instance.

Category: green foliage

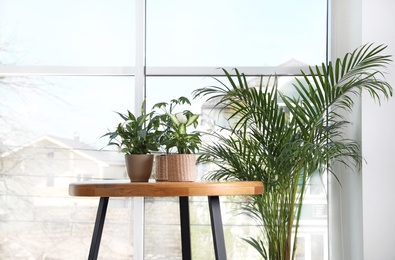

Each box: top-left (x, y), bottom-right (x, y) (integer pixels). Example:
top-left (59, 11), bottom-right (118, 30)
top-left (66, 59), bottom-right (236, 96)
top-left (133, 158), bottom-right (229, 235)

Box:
top-left (193, 43), bottom-right (392, 260)
top-left (102, 101), bottom-right (161, 154)
top-left (152, 96), bottom-right (201, 154)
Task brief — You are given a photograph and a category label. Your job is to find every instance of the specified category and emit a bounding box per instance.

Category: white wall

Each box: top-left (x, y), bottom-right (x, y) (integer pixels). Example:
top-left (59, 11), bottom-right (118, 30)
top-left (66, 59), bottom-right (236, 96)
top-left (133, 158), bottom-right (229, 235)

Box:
top-left (330, 0), bottom-right (395, 259)
top-left (329, 1), bottom-right (363, 259)
top-left (361, 0), bottom-right (395, 259)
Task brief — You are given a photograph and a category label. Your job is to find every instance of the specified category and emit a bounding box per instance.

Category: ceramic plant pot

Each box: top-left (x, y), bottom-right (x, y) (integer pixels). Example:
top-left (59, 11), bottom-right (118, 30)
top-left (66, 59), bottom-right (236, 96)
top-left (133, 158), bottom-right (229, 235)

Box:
top-left (124, 154), bottom-right (154, 182)
top-left (167, 154), bottom-right (196, 182)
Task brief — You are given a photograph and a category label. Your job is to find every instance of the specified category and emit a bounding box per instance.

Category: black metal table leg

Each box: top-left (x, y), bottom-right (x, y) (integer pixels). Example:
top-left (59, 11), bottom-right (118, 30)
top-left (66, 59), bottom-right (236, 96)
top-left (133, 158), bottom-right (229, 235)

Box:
top-left (208, 196), bottom-right (227, 260)
top-left (179, 196), bottom-right (192, 260)
top-left (88, 197), bottom-right (109, 260)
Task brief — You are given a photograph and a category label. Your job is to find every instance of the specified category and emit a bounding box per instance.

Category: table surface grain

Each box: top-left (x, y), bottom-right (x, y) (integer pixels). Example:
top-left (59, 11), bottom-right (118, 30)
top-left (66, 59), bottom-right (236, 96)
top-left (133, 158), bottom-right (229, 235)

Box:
top-left (69, 180), bottom-right (264, 197)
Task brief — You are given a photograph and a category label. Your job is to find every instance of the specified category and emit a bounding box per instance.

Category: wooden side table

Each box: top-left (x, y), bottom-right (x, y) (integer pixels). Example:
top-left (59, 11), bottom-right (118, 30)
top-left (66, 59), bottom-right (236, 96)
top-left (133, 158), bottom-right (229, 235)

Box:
top-left (69, 181), bottom-right (264, 260)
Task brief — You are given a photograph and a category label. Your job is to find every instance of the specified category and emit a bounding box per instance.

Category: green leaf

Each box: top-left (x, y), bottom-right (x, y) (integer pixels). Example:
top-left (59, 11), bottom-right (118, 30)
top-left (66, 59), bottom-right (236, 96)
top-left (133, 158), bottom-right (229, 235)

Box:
top-left (168, 113), bottom-right (180, 127)
top-left (178, 124), bottom-right (186, 135)
top-left (186, 114), bottom-right (199, 127)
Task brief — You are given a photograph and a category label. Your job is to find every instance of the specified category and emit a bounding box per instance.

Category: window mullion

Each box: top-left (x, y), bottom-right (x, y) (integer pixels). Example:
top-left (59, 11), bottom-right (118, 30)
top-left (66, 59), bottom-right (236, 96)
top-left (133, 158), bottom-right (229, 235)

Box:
top-left (134, 1), bottom-right (147, 260)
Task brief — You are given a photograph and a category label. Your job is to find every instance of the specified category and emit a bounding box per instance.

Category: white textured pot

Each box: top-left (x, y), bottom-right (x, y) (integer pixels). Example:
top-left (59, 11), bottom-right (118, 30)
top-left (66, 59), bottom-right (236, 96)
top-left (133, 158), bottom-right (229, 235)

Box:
top-left (167, 154), bottom-right (196, 182)
top-left (124, 154), bottom-right (154, 182)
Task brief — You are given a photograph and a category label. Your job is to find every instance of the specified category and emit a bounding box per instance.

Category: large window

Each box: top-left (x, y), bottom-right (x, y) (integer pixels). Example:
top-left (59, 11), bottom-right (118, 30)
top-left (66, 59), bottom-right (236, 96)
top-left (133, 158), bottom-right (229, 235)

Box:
top-left (0, 0), bottom-right (328, 259)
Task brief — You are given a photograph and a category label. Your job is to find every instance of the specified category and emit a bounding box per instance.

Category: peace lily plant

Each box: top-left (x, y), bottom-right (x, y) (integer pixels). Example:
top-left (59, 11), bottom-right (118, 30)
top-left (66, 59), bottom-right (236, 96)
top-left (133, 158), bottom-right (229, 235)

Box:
top-left (102, 101), bottom-right (162, 182)
top-left (102, 101), bottom-right (161, 154)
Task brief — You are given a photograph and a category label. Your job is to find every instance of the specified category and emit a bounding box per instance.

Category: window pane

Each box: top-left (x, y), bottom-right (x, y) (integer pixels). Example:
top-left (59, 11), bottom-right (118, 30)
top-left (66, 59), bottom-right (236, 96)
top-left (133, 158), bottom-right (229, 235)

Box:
top-left (147, 0), bottom-right (327, 66)
top-left (146, 77), bottom-right (220, 259)
top-left (146, 76), bottom-right (208, 118)
top-left (146, 75), bottom-right (328, 259)
top-left (0, 76), bottom-right (135, 259)
top-left (0, 0), bottom-right (135, 66)
top-left (1, 76), bottom-right (134, 146)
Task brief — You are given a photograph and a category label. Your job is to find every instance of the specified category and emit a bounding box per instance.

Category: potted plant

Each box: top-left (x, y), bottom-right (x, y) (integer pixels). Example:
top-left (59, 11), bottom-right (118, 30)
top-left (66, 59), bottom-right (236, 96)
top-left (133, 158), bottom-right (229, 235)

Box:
top-left (193, 44), bottom-right (392, 259)
top-left (153, 96), bottom-right (201, 181)
top-left (102, 101), bottom-right (161, 182)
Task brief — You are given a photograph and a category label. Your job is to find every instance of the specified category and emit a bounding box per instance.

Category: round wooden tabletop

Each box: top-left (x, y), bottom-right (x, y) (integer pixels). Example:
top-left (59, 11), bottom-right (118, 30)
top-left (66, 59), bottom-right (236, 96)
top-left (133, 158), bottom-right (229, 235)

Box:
top-left (69, 180), bottom-right (264, 197)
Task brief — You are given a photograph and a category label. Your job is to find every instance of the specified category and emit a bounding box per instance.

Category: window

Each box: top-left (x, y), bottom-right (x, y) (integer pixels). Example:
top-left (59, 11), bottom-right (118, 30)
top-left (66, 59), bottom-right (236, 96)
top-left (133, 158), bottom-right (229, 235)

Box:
top-left (0, 0), bottom-right (328, 259)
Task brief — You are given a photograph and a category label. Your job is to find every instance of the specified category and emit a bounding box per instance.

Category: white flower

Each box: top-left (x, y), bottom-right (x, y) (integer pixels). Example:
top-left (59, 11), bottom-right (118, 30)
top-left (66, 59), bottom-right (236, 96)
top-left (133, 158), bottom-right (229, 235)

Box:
top-left (175, 113), bottom-right (187, 124)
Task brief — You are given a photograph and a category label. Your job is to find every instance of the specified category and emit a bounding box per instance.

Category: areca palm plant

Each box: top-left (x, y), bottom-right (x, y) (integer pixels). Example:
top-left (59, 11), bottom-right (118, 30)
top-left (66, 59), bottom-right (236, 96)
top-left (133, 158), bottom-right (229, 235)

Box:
top-left (193, 43), bottom-right (392, 260)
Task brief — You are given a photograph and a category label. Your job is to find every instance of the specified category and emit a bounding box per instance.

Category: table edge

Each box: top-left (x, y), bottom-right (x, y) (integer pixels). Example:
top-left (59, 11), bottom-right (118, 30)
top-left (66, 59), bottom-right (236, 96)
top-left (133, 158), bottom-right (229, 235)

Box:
top-left (69, 181), bottom-right (264, 197)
